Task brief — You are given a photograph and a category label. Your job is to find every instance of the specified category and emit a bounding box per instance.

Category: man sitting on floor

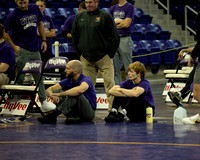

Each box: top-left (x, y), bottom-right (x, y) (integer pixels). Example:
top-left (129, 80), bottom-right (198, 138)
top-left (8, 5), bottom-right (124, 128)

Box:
top-left (37, 60), bottom-right (96, 124)
top-left (105, 61), bottom-right (155, 122)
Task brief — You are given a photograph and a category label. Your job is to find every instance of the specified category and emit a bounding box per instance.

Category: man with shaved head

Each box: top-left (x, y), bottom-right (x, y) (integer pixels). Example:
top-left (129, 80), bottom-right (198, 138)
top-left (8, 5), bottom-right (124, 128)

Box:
top-left (38, 60), bottom-right (96, 124)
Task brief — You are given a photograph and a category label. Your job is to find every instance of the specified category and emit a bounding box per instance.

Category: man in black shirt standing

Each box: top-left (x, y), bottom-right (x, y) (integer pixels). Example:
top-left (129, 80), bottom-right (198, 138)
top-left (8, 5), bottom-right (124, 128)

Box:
top-left (72, 0), bottom-right (119, 110)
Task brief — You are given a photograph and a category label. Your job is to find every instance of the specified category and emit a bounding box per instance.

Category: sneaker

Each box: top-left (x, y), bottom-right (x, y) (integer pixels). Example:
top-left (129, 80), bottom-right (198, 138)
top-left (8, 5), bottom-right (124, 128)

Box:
top-left (40, 100), bottom-right (56, 113)
top-left (37, 114), bottom-right (57, 124)
top-left (168, 91), bottom-right (182, 106)
top-left (182, 114), bottom-right (200, 124)
top-left (65, 117), bottom-right (81, 124)
top-left (104, 111), bottom-right (124, 123)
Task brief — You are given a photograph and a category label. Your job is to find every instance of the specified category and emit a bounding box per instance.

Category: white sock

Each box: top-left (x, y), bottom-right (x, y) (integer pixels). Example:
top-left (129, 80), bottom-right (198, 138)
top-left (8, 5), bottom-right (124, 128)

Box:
top-left (111, 108), bottom-right (117, 113)
top-left (122, 109), bottom-right (127, 115)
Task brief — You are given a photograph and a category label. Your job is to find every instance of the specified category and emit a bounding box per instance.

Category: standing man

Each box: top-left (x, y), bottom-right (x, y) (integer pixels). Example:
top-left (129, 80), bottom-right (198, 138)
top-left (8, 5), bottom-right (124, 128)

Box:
top-left (62, 1), bottom-right (86, 54)
top-left (105, 61), bottom-right (155, 122)
top-left (37, 60), bottom-right (96, 124)
top-left (72, 0), bottom-right (120, 110)
top-left (0, 24), bottom-right (15, 86)
top-left (36, 0), bottom-right (56, 64)
top-left (3, 0), bottom-right (55, 112)
top-left (110, 0), bottom-right (134, 84)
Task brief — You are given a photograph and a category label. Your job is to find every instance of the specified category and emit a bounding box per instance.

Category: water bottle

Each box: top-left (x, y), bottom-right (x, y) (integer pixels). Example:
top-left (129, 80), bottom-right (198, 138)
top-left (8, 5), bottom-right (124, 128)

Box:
top-left (146, 107), bottom-right (153, 123)
top-left (173, 105), bottom-right (187, 124)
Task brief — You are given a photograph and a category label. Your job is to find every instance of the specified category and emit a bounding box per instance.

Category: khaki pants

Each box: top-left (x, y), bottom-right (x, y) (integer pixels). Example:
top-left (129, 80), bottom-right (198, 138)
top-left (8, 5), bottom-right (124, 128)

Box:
top-left (80, 55), bottom-right (115, 111)
top-left (0, 73), bottom-right (9, 86)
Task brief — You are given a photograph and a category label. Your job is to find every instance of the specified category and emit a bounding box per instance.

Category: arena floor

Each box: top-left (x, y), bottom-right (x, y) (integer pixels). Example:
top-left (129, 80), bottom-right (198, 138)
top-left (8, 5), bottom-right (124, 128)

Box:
top-left (0, 67), bottom-right (200, 160)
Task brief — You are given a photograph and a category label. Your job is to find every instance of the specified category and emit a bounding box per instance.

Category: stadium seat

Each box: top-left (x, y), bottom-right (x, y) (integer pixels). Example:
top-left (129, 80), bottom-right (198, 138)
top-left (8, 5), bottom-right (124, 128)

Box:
top-left (58, 8), bottom-right (75, 18)
top-left (0, 8), bottom-right (9, 23)
top-left (44, 8), bottom-right (60, 18)
top-left (73, 8), bottom-right (78, 14)
top-left (102, 8), bottom-right (110, 13)
top-left (0, 8), bottom-right (9, 18)
top-left (153, 40), bottom-right (177, 67)
top-left (139, 40), bottom-right (162, 73)
top-left (148, 24), bottom-right (171, 40)
top-left (139, 14), bottom-right (153, 24)
top-left (52, 15), bottom-right (66, 26)
top-left (166, 39), bottom-right (186, 53)
top-left (132, 24), bottom-right (148, 40)
top-left (134, 8), bottom-right (144, 24)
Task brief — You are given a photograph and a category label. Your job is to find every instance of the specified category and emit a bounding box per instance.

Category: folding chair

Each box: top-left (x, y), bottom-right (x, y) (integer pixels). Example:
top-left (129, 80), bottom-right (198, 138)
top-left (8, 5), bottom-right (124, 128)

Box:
top-left (0, 60), bottom-right (44, 116)
top-left (43, 56), bottom-right (69, 86)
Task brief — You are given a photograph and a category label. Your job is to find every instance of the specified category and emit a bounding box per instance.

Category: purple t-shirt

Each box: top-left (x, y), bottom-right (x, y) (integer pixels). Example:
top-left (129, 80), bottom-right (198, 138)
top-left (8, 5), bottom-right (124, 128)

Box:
top-left (0, 41), bottom-right (15, 79)
top-left (62, 14), bottom-right (76, 52)
top-left (59, 73), bottom-right (96, 110)
top-left (119, 78), bottom-right (155, 107)
top-left (38, 15), bottom-right (54, 53)
top-left (110, 2), bottom-right (134, 35)
top-left (4, 4), bottom-right (44, 52)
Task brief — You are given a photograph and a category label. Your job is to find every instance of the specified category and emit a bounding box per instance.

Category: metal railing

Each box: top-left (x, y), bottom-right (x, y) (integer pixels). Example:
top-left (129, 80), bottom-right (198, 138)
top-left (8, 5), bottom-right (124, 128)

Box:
top-left (154, 0), bottom-right (197, 45)
top-left (185, 5), bottom-right (197, 44)
top-left (155, 0), bottom-right (169, 26)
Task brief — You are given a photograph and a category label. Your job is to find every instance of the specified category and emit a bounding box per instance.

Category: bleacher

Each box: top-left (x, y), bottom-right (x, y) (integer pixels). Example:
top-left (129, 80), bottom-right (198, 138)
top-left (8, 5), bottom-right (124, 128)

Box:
top-left (0, 0), bottom-right (187, 72)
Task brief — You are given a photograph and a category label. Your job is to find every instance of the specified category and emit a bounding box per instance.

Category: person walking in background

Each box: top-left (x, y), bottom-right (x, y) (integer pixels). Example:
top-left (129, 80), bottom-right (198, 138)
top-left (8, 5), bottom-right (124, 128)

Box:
top-left (0, 24), bottom-right (15, 86)
top-left (37, 60), bottom-right (96, 124)
top-left (62, 1), bottom-right (86, 54)
top-left (110, 0), bottom-right (134, 84)
top-left (72, 0), bottom-right (120, 110)
top-left (3, 0), bottom-right (55, 112)
top-left (36, 0), bottom-right (56, 64)
top-left (105, 61), bottom-right (155, 123)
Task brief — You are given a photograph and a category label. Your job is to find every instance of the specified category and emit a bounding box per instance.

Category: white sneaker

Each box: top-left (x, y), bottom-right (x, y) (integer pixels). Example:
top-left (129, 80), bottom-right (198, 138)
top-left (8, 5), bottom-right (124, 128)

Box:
top-left (182, 114), bottom-right (200, 124)
top-left (40, 100), bottom-right (56, 113)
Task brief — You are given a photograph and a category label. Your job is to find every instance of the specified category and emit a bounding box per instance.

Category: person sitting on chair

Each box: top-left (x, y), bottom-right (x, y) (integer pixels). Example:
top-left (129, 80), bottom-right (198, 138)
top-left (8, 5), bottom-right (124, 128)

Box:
top-left (37, 60), bottom-right (96, 124)
top-left (105, 61), bottom-right (155, 122)
top-left (168, 47), bottom-right (196, 106)
top-left (0, 24), bottom-right (15, 86)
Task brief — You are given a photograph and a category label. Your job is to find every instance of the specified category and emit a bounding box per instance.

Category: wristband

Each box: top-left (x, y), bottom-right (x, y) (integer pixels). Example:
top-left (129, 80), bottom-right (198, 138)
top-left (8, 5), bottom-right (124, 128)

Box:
top-left (42, 40), bottom-right (47, 42)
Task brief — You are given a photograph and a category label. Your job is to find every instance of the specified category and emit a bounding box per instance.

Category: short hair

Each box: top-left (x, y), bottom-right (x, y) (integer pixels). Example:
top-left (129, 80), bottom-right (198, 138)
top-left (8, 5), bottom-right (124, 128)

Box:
top-left (128, 61), bottom-right (146, 79)
top-left (71, 60), bottom-right (83, 73)
top-left (35, 0), bottom-right (46, 5)
top-left (79, 1), bottom-right (86, 9)
top-left (0, 24), bottom-right (4, 39)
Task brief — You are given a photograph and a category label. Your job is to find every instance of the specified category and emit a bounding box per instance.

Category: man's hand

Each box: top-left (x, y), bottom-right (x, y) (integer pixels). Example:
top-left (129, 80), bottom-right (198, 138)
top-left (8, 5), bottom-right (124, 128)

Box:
top-left (52, 95), bottom-right (60, 104)
top-left (41, 41), bottom-right (47, 53)
top-left (14, 45), bottom-right (20, 56)
top-left (188, 56), bottom-right (194, 67)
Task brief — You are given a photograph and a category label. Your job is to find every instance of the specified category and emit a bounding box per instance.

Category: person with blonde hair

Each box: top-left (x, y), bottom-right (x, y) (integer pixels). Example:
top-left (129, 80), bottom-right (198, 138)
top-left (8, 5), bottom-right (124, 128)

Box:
top-left (105, 61), bottom-right (155, 122)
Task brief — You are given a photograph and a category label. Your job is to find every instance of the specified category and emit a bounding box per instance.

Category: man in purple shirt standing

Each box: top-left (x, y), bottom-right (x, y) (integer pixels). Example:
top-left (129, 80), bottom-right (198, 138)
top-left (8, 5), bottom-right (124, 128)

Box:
top-left (36, 0), bottom-right (56, 64)
top-left (3, 0), bottom-right (55, 112)
top-left (62, 1), bottom-right (86, 55)
top-left (105, 61), bottom-right (155, 122)
top-left (37, 60), bottom-right (96, 124)
top-left (110, 0), bottom-right (134, 84)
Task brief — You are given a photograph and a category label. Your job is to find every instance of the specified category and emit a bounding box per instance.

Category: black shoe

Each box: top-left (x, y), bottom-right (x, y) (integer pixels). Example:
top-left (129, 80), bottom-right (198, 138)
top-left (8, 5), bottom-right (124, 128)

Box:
top-left (65, 117), bottom-right (81, 124)
top-left (104, 111), bottom-right (124, 123)
top-left (168, 91), bottom-right (182, 106)
top-left (37, 114), bottom-right (57, 124)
